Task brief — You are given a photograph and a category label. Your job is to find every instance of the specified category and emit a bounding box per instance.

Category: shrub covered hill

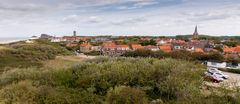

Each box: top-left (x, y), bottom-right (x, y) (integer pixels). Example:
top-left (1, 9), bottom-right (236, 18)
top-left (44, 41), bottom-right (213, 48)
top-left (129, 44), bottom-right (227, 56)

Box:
top-left (0, 56), bottom-right (239, 104)
top-left (0, 39), bottom-right (72, 68)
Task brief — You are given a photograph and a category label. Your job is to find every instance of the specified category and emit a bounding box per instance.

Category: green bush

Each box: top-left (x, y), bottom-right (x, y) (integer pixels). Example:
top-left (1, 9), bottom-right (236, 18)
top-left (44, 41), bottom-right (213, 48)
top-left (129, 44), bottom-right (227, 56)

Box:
top-left (0, 57), bottom-right (239, 103)
top-left (123, 49), bottom-right (226, 62)
top-left (106, 86), bottom-right (148, 104)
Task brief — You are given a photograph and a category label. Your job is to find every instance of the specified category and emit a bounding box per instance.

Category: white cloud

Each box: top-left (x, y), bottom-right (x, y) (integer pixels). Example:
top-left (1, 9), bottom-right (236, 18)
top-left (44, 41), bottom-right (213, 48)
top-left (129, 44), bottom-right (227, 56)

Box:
top-left (0, 0), bottom-right (240, 37)
top-left (62, 15), bottom-right (79, 23)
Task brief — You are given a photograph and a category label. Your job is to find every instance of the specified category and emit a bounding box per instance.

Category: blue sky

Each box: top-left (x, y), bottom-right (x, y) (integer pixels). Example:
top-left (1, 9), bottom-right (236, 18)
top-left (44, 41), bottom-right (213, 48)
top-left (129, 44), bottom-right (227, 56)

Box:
top-left (0, 0), bottom-right (240, 37)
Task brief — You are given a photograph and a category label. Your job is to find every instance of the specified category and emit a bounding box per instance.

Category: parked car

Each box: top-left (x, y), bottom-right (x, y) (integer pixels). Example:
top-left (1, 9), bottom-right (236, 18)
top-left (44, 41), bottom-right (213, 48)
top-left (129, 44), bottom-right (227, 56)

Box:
top-left (207, 68), bottom-right (222, 73)
top-left (205, 72), bottom-right (224, 83)
top-left (204, 68), bottom-right (228, 83)
top-left (213, 72), bottom-right (229, 79)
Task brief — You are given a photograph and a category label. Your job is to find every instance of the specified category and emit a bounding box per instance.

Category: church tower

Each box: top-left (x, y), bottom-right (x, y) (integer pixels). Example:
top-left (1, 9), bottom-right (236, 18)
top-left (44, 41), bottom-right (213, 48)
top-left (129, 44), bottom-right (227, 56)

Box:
top-left (192, 26), bottom-right (199, 40)
top-left (73, 31), bottom-right (77, 36)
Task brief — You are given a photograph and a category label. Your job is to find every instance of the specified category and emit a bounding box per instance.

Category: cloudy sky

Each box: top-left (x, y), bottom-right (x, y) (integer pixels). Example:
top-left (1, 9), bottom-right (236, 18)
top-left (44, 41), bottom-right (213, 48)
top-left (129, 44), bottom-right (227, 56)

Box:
top-left (0, 0), bottom-right (240, 37)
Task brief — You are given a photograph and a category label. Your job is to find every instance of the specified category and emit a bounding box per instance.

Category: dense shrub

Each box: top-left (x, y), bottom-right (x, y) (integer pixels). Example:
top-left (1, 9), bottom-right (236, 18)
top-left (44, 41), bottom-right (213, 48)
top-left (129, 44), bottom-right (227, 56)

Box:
top-left (106, 86), bottom-right (148, 104)
top-left (0, 57), bottom-right (239, 103)
top-left (123, 49), bottom-right (166, 58)
top-left (84, 51), bottom-right (101, 56)
top-left (123, 49), bottom-right (225, 62)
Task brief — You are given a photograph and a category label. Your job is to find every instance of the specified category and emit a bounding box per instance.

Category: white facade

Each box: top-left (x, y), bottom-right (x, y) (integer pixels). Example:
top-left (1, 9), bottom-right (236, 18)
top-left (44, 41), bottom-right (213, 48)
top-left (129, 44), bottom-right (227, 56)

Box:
top-left (150, 48), bottom-right (160, 51)
top-left (207, 61), bottom-right (227, 69)
top-left (117, 47), bottom-right (130, 51)
top-left (91, 46), bottom-right (101, 51)
top-left (51, 38), bottom-right (66, 42)
top-left (157, 40), bottom-right (167, 45)
top-left (25, 40), bottom-right (34, 43)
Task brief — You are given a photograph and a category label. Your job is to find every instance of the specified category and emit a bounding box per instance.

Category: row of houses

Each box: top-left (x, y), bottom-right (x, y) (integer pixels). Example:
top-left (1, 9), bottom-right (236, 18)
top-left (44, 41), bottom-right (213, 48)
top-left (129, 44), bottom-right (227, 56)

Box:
top-left (78, 41), bottom-right (173, 56)
top-left (45, 33), bottom-right (240, 58)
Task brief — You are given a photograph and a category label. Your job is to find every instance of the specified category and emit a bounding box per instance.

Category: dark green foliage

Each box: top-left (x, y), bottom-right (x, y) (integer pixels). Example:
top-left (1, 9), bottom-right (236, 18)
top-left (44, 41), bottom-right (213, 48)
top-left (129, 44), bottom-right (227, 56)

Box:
top-left (223, 41), bottom-right (239, 47)
top-left (123, 49), bottom-right (225, 62)
top-left (106, 86), bottom-right (148, 104)
top-left (84, 51), bottom-right (101, 56)
top-left (123, 49), bottom-right (166, 58)
top-left (140, 39), bottom-right (157, 46)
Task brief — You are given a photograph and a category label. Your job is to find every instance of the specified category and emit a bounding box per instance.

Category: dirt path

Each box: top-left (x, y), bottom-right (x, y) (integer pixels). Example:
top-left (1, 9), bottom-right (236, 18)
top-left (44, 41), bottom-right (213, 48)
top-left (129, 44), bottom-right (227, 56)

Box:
top-left (222, 71), bottom-right (240, 87)
top-left (76, 54), bottom-right (96, 60)
top-left (56, 54), bottom-right (96, 62)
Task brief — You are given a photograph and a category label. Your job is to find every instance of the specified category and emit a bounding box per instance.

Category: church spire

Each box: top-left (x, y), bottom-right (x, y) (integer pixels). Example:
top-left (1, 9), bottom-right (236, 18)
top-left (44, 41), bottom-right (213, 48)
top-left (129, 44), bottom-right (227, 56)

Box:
top-left (192, 25), bottom-right (199, 40)
top-left (194, 25), bottom-right (198, 33)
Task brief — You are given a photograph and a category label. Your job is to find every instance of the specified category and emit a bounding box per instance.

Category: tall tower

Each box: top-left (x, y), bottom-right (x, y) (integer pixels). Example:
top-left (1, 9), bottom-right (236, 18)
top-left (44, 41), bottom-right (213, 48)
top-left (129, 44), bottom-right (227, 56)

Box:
top-left (73, 31), bottom-right (77, 36)
top-left (192, 26), bottom-right (199, 40)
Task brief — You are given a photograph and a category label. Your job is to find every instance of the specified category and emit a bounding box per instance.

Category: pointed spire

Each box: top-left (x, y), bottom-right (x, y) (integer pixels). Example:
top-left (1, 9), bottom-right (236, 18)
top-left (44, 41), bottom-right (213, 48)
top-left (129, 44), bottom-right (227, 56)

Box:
top-left (194, 25), bottom-right (198, 33)
top-left (192, 25), bottom-right (199, 40)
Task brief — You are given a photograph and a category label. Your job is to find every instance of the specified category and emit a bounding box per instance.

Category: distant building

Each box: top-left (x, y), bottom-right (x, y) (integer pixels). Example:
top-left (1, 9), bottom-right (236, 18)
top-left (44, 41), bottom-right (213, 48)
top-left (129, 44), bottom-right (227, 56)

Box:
top-left (73, 31), bottom-right (77, 36)
top-left (25, 40), bottom-right (34, 44)
top-left (40, 34), bottom-right (53, 39)
top-left (30, 36), bottom-right (39, 40)
top-left (144, 45), bottom-right (160, 51)
top-left (51, 37), bottom-right (66, 42)
top-left (80, 43), bottom-right (92, 53)
top-left (91, 37), bottom-right (110, 42)
top-left (192, 26), bottom-right (199, 40)
top-left (101, 42), bottom-right (130, 56)
top-left (159, 45), bottom-right (172, 53)
top-left (131, 44), bottom-right (144, 50)
top-left (91, 46), bottom-right (102, 52)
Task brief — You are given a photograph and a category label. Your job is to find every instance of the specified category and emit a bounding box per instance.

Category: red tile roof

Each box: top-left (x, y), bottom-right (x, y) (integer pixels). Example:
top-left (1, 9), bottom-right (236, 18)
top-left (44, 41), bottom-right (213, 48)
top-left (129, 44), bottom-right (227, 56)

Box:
top-left (194, 48), bottom-right (204, 53)
top-left (80, 43), bottom-right (92, 47)
top-left (131, 44), bottom-right (144, 49)
top-left (235, 46), bottom-right (240, 52)
top-left (159, 45), bottom-right (172, 53)
top-left (103, 41), bottom-right (116, 46)
top-left (145, 45), bottom-right (158, 49)
top-left (117, 45), bottom-right (129, 48)
top-left (224, 45), bottom-right (240, 53)
top-left (103, 46), bottom-right (117, 49)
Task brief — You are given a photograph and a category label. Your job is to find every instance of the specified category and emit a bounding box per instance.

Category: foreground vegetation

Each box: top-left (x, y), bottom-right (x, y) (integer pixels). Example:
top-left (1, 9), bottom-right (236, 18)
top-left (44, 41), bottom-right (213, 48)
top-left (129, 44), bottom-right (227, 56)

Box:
top-left (0, 57), bottom-right (239, 103)
top-left (0, 39), bottom-right (72, 68)
top-left (123, 49), bottom-right (240, 63)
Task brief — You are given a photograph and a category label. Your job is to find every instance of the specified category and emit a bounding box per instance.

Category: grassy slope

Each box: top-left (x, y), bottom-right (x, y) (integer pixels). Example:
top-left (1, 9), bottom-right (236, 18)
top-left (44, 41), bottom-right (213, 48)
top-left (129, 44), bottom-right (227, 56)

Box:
top-left (0, 40), bottom-right (72, 69)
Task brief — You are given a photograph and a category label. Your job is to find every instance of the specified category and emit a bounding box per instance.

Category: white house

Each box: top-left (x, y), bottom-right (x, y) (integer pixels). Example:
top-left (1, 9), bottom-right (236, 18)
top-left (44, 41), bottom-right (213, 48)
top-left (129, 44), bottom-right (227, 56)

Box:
top-left (157, 40), bottom-right (167, 45)
top-left (207, 61), bottom-right (227, 69)
top-left (145, 45), bottom-right (160, 51)
top-left (51, 37), bottom-right (66, 42)
top-left (25, 40), bottom-right (34, 43)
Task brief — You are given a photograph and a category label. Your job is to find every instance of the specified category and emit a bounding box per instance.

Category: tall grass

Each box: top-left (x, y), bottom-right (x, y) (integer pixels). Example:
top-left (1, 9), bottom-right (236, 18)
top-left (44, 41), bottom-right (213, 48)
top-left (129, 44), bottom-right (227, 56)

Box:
top-left (0, 40), bottom-right (72, 69)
